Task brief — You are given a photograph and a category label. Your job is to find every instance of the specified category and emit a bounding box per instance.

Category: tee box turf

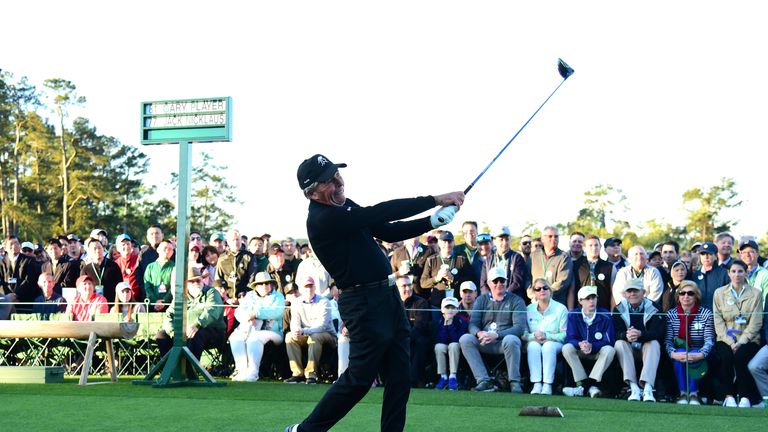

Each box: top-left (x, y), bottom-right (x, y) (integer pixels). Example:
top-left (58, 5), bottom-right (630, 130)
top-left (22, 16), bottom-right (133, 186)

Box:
top-left (0, 366), bottom-right (65, 384)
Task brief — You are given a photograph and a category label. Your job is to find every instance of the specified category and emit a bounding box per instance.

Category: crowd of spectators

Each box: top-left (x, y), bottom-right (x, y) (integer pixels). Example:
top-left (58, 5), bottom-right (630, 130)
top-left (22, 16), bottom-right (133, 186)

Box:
top-left (2, 223), bottom-right (768, 409)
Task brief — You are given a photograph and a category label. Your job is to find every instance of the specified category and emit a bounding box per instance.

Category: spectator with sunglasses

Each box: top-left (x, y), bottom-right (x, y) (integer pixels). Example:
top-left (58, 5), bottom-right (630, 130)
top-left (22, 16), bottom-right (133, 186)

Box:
top-left (518, 235), bottom-right (533, 265)
top-left (664, 280), bottom-right (714, 405)
top-left (524, 277), bottom-right (567, 395)
top-left (459, 266), bottom-right (527, 393)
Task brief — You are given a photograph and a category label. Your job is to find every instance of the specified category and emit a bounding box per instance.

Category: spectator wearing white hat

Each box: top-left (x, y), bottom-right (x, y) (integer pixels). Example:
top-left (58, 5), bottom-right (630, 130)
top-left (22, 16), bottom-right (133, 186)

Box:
top-left (230, 271), bottom-right (286, 382)
top-left (457, 280), bottom-right (477, 322)
top-left (111, 281), bottom-right (146, 321)
top-left (525, 277), bottom-right (568, 395)
top-left (20, 241), bottom-right (36, 257)
top-left (459, 266), bottom-right (527, 393)
top-left (433, 296), bottom-right (468, 390)
top-left (613, 278), bottom-right (666, 402)
top-left (562, 285), bottom-right (616, 398)
top-left (284, 275), bottom-right (336, 384)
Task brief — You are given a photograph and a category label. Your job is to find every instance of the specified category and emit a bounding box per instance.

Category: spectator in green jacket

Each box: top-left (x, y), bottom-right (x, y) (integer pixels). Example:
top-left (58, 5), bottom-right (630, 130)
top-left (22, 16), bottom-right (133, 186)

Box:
top-left (156, 267), bottom-right (225, 360)
top-left (144, 240), bottom-right (175, 312)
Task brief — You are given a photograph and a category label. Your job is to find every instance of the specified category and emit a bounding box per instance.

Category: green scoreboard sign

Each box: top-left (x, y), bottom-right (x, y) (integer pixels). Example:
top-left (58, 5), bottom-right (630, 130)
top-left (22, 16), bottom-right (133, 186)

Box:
top-left (141, 97), bottom-right (232, 144)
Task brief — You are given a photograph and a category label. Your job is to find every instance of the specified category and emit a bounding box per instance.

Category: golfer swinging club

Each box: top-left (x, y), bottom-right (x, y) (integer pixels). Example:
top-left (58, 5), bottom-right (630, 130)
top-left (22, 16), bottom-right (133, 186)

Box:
top-left (285, 154), bottom-right (464, 432)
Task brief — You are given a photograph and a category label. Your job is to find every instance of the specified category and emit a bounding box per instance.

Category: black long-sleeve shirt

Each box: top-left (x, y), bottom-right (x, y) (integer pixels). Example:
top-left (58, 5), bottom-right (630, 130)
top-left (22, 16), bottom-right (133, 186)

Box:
top-left (307, 196), bottom-right (435, 288)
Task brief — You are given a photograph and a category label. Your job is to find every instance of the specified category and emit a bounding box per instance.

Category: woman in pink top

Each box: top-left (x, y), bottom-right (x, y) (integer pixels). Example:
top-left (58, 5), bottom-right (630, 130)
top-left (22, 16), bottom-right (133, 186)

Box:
top-left (67, 274), bottom-right (109, 321)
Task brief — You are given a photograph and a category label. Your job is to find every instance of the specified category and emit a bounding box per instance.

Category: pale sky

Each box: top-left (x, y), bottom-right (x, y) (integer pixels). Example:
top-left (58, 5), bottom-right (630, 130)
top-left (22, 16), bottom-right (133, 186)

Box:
top-left (3, 1), bottom-right (766, 242)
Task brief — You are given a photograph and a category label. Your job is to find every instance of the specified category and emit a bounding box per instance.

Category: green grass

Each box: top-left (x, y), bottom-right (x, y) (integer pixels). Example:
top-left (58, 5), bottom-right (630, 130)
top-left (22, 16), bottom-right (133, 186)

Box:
top-left (0, 378), bottom-right (765, 431)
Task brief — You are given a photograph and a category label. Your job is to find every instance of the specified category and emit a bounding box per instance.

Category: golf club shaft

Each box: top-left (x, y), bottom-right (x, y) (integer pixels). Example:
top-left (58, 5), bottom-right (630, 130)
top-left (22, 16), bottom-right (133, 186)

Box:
top-left (463, 76), bottom-right (570, 195)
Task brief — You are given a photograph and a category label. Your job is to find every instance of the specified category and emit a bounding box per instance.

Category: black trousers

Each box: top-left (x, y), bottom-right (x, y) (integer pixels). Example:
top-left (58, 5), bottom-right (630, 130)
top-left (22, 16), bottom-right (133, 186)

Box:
top-left (156, 326), bottom-right (225, 360)
top-left (300, 282), bottom-right (410, 432)
top-left (410, 326), bottom-right (432, 387)
top-left (714, 341), bottom-right (761, 402)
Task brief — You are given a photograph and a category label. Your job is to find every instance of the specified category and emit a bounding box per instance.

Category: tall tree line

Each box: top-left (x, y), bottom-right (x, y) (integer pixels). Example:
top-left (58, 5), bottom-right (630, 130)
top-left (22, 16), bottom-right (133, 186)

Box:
top-left (0, 71), bottom-right (167, 240)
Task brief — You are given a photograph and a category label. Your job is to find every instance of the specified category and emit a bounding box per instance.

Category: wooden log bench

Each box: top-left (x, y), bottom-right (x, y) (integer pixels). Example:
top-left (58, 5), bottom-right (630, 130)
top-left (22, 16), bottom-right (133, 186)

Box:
top-left (0, 320), bottom-right (139, 385)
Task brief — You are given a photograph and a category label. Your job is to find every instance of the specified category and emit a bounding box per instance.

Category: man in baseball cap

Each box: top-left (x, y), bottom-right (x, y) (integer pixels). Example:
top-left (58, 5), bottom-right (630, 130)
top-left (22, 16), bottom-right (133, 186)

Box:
top-left (692, 241), bottom-right (729, 309)
top-left (738, 239), bottom-right (768, 294)
top-left (459, 266), bottom-right (526, 393)
top-left (457, 280), bottom-right (477, 321)
top-left (562, 284), bottom-right (615, 398)
top-left (296, 154), bottom-right (347, 194)
top-left (434, 296), bottom-right (466, 390)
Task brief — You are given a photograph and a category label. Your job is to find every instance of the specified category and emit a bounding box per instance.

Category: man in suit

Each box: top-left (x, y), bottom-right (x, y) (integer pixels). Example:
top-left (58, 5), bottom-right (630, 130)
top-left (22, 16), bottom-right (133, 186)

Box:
top-left (42, 238), bottom-right (80, 294)
top-left (0, 235), bottom-right (42, 313)
top-left (579, 235), bottom-right (614, 311)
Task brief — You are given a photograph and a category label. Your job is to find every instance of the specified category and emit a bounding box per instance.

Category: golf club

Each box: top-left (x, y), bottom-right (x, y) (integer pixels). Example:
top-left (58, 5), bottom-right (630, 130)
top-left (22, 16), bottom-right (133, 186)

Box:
top-left (464, 58), bottom-right (574, 195)
top-left (437, 58), bottom-right (574, 223)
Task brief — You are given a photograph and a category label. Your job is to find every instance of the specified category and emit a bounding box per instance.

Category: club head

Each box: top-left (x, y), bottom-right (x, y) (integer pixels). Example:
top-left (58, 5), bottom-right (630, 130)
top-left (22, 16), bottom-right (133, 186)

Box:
top-left (558, 58), bottom-right (574, 79)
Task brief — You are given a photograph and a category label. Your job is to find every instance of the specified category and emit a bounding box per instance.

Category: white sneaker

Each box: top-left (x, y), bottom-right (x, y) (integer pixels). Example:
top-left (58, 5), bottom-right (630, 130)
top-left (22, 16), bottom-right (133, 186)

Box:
top-left (588, 386), bottom-right (602, 398)
top-left (723, 396), bottom-right (737, 407)
top-left (541, 383), bottom-right (552, 395)
top-left (231, 372), bottom-right (245, 382)
top-left (752, 401), bottom-right (765, 409)
top-left (243, 372), bottom-right (259, 382)
top-left (643, 387), bottom-right (656, 402)
top-left (563, 386), bottom-right (584, 397)
top-left (628, 388), bottom-right (641, 401)
top-left (530, 382), bottom-right (542, 394)
top-left (738, 397), bottom-right (751, 408)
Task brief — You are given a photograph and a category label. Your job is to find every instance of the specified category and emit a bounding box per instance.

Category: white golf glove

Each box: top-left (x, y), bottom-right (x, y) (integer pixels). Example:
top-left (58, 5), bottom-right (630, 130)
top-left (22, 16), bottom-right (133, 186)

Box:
top-left (430, 205), bottom-right (457, 228)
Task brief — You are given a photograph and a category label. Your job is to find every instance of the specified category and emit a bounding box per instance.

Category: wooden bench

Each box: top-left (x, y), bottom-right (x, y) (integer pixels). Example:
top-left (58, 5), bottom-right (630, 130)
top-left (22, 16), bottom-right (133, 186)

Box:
top-left (0, 320), bottom-right (139, 385)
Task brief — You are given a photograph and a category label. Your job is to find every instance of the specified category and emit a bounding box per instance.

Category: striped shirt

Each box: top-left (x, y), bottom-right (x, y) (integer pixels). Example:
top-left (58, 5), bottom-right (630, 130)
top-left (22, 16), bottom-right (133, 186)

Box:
top-left (664, 307), bottom-right (715, 357)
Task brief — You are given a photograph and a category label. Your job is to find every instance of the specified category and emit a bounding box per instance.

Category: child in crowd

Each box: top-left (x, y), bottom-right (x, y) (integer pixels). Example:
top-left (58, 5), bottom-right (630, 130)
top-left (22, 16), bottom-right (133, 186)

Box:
top-left (434, 297), bottom-right (468, 390)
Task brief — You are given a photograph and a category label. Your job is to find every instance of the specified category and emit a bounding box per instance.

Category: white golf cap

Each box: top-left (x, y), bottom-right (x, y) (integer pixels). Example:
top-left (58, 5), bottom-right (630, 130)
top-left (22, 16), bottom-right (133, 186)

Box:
top-left (577, 285), bottom-right (598, 301)
top-left (487, 266), bottom-right (506, 281)
top-left (460, 281), bottom-right (477, 292)
top-left (493, 225), bottom-right (511, 237)
top-left (441, 297), bottom-right (459, 309)
top-left (20, 241), bottom-right (35, 251)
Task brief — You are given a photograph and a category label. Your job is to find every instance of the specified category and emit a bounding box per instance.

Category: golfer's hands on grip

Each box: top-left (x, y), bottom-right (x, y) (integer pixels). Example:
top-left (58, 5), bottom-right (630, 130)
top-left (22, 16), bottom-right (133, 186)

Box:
top-left (431, 191), bottom-right (464, 228)
top-left (433, 191), bottom-right (464, 209)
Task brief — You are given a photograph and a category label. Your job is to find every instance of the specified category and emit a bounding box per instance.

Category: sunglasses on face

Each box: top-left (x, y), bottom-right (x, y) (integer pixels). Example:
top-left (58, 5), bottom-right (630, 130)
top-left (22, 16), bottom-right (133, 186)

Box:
top-left (533, 286), bottom-right (549, 292)
top-left (521, 241), bottom-right (531, 246)
top-left (491, 278), bottom-right (505, 284)
top-left (678, 291), bottom-right (695, 297)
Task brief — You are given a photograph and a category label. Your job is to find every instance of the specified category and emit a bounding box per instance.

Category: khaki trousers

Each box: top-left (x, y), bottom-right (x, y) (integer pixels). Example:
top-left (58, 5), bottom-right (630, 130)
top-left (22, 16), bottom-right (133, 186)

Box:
top-left (562, 343), bottom-right (615, 383)
top-left (435, 342), bottom-right (461, 375)
top-left (614, 339), bottom-right (660, 386)
top-left (286, 331), bottom-right (337, 378)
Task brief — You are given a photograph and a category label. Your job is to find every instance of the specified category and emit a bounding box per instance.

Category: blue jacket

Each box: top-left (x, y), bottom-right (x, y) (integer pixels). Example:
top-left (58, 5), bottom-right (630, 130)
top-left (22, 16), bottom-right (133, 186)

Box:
top-left (566, 306), bottom-right (615, 351)
top-left (435, 315), bottom-right (469, 344)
